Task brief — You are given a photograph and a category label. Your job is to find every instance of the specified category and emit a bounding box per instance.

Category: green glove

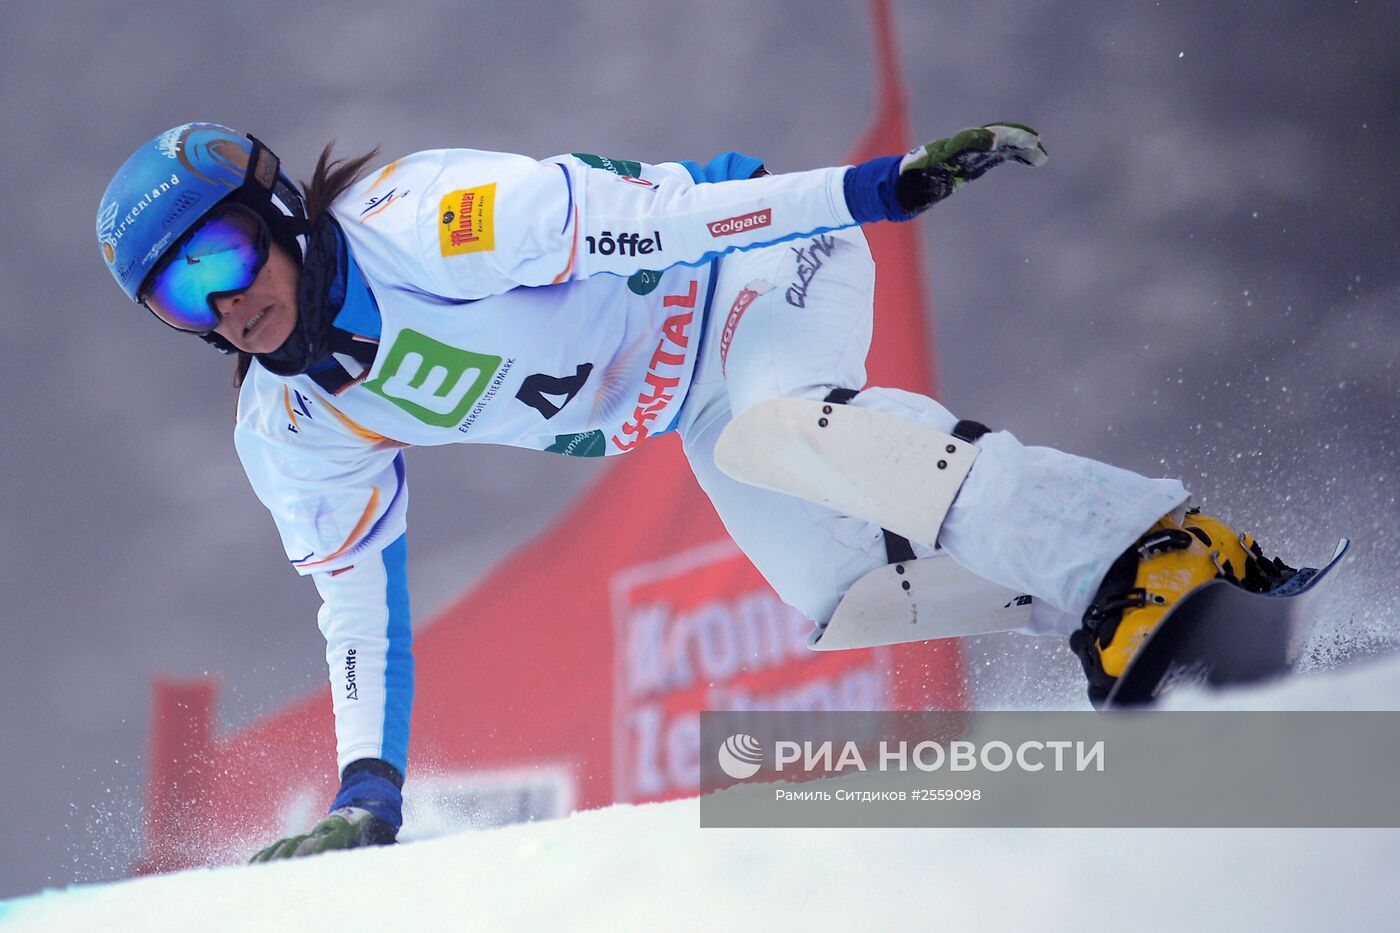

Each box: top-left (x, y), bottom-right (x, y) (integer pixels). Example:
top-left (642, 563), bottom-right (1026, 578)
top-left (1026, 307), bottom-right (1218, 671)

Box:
top-left (896, 123), bottom-right (1048, 213)
top-left (249, 806), bottom-right (397, 863)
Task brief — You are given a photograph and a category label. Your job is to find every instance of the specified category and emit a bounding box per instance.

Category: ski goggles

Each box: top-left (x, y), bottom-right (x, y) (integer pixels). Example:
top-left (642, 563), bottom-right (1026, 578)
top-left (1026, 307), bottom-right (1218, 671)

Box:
top-left (140, 203), bottom-right (270, 334)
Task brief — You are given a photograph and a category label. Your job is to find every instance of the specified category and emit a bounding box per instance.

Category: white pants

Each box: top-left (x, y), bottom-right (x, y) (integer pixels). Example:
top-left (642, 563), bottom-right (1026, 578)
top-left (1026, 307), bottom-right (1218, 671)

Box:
top-left (673, 228), bottom-right (1188, 636)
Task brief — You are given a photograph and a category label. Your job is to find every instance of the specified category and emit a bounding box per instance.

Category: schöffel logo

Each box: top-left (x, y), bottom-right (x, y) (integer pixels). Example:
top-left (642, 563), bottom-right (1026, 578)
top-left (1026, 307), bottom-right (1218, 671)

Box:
top-left (586, 230), bottom-right (663, 257)
top-left (706, 208), bottom-right (772, 238)
top-left (718, 734), bottom-right (764, 780)
top-left (345, 648), bottom-right (359, 701)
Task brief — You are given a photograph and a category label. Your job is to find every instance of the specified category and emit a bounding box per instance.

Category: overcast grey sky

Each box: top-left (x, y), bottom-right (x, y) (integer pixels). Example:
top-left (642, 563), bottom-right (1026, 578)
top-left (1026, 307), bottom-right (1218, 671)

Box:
top-left (2, 0), bottom-right (1397, 898)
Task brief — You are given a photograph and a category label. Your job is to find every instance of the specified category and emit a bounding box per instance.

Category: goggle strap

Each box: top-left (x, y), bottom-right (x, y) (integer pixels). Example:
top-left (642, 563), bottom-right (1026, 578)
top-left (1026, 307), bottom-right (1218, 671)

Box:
top-left (240, 134), bottom-right (310, 262)
top-left (245, 136), bottom-right (280, 191)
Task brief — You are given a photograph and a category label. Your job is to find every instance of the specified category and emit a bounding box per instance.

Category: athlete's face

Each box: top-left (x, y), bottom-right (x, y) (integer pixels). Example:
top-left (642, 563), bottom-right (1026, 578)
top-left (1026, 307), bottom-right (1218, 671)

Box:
top-left (210, 240), bottom-right (300, 354)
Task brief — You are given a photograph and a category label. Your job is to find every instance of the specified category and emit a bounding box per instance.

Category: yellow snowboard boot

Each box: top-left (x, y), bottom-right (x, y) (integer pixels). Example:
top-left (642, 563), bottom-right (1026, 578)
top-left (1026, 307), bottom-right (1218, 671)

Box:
top-left (1070, 508), bottom-right (1296, 705)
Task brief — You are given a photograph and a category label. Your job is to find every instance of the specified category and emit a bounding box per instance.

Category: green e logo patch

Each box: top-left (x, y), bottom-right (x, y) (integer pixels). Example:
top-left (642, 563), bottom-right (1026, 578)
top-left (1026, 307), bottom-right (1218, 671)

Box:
top-left (364, 329), bottom-right (502, 427)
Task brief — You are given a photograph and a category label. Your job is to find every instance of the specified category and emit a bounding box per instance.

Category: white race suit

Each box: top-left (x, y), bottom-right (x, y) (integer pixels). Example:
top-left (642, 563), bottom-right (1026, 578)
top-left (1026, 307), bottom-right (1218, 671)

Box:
top-left (232, 148), bottom-right (1187, 776)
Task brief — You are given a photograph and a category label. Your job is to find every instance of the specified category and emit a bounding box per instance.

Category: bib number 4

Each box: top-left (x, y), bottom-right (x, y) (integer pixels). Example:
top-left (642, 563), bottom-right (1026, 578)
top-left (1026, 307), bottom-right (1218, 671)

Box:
top-left (515, 363), bottom-right (594, 420)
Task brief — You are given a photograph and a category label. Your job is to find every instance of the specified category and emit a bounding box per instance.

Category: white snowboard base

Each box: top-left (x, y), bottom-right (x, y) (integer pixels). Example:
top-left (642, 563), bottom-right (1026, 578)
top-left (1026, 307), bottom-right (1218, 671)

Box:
top-left (714, 398), bottom-right (977, 548)
top-left (810, 555), bottom-right (1033, 651)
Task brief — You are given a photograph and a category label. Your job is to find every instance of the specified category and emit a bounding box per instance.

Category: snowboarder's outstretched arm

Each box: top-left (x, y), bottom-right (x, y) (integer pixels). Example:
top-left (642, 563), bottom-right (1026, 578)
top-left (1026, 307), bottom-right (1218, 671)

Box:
top-left (342, 122), bottom-right (1047, 302)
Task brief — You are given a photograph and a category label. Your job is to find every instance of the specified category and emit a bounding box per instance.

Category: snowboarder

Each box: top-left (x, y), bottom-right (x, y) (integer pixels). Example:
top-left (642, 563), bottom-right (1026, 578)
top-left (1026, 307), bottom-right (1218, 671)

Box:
top-left (96, 122), bottom-right (1293, 859)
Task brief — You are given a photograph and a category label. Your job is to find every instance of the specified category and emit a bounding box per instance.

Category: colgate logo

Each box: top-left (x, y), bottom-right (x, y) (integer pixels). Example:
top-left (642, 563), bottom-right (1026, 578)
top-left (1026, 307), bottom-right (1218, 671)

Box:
top-left (706, 208), bottom-right (772, 238)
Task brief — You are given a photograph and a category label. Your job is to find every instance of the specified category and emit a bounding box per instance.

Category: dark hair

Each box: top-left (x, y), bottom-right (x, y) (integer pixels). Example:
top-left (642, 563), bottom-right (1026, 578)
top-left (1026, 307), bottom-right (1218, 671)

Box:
top-left (302, 141), bottom-right (383, 225)
top-left (232, 140), bottom-right (382, 387)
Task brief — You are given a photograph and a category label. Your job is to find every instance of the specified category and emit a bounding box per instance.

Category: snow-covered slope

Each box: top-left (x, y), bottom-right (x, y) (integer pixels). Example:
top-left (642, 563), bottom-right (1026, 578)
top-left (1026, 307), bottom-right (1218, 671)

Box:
top-left (5, 654), bottom-right (1398, 933)
top-left (1157, 646), bottom-right (1400, 710)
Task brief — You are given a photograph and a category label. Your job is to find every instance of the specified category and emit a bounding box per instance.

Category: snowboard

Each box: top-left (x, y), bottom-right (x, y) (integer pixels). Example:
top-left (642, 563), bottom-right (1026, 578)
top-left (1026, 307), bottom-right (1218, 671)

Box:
top-left (1104, 538), bottom-right (1351, 708)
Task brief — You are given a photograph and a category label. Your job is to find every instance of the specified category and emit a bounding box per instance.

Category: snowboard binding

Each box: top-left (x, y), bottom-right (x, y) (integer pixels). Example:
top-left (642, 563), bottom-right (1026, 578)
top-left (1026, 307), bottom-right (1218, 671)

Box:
top-left (1071, 508), bottom-right (1297, 706)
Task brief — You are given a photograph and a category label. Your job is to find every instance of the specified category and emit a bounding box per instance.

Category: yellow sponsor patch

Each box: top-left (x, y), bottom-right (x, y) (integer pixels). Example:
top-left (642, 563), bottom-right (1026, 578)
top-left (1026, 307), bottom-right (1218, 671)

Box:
top-left (437, 183), bottom-right (496, 256)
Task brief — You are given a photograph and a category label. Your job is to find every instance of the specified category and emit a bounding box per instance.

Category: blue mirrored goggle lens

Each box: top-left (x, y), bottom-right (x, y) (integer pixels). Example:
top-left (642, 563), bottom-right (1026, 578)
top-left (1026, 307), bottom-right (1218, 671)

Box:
top-left (143, 206), bottom-right (268, 333)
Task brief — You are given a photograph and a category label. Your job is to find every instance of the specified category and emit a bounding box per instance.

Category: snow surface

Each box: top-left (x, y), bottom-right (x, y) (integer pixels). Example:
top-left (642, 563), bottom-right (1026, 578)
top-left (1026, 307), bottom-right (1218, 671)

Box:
top-left (4, 653), bottom-right (1398, 933)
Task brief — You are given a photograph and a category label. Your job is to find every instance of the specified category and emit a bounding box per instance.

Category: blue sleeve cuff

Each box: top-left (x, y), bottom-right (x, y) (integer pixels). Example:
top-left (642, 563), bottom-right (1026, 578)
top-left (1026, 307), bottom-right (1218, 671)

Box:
top-left (843, 155), bottom-right (917, 224)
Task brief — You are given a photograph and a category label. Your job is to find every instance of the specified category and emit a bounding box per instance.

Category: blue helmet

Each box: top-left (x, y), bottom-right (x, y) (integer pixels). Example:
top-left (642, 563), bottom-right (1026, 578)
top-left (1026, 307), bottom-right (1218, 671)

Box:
top-left (97, 122), bottom-right (308, 304)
